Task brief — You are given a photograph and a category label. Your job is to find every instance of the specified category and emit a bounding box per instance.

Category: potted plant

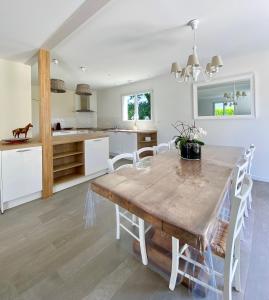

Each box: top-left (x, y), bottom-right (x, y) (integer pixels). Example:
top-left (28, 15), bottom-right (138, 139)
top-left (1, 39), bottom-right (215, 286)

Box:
top-left (172, 121), bottom-right (207, 160)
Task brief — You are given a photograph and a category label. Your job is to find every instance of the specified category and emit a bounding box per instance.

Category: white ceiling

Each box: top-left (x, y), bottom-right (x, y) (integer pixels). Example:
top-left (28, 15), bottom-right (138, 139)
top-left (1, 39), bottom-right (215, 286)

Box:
top-left (2, 0), bottom-right (269, 89)
top-left (0, 0), bottom-right (85, 61)
top-left (50, 0), bottom-right (269, 89)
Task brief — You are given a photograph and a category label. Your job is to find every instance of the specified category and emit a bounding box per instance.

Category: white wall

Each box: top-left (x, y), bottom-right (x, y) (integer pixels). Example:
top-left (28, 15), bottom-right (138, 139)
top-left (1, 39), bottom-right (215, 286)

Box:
top-left (0, 59), bottom-right (31, 139)
top-left (97, 50), bottom-right (269, 182)
top-left (31, 85), bottom-right (97, 137)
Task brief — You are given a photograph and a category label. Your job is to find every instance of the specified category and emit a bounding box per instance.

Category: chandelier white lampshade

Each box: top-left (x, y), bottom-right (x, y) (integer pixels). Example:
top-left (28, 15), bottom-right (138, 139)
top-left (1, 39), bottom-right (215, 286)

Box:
top-left (211, 55), bottom-right (224, 72)
top-left (170, 19), bottom-right (223, 83)
top-left (187, 54), bottom-right (200, 67)
top-left (171, 62), bottom-right (182, 75)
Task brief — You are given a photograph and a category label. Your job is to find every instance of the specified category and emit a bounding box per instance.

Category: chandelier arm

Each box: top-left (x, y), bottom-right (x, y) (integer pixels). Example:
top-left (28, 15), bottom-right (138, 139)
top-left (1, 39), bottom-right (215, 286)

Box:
top-left (172, 73), bottom-right (185, 83)
top-left (201, 68), bottom-right (211, 82)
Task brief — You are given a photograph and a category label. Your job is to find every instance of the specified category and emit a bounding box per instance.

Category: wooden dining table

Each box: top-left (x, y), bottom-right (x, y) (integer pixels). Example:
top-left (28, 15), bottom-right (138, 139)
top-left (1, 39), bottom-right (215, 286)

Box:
top-left (90, 145), bottom-right (243, 280)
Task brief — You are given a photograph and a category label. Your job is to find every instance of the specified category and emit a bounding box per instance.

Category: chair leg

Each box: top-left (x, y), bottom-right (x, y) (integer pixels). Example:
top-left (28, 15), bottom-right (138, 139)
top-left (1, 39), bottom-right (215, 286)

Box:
top-left (138, 218), bottom-right (148, 265)
top-left (169, 237), bottom-right (179, 291)
top-left (115, 205), bottom-right (120, 240)
top-left (233, 237), bottom-right (241, 292)
top-left (223, 282), bottom-right (232, 300)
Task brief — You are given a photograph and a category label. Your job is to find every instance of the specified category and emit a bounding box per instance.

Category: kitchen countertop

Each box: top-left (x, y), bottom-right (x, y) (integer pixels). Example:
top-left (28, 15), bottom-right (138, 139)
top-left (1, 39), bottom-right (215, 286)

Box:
top-left (106, 129), bottom-right (157, 133)
top-left (52, 132), bottom-right (108, 145)
top-left (0, 140), bottom-right (42, 151)
top-left (0, 132), bottom-right (109, 150)
top-left (62, 127), bottom-right (157, 133)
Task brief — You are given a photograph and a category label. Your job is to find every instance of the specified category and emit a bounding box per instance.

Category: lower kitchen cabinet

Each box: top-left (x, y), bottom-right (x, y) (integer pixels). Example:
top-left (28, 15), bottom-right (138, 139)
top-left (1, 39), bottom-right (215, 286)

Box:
top-left (1, 146), bottom-right (42, 210)
top-left (108, 131), bottom-right (137, 155)
top-left (85, 137), bottom-right (109, 175)
top-left (107, 131), bottom-right (157, 156)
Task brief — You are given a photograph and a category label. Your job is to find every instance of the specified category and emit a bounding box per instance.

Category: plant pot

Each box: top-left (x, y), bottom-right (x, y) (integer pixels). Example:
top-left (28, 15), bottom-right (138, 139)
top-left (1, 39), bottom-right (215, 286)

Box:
top-left (180, 142), bottom-right (201, 160)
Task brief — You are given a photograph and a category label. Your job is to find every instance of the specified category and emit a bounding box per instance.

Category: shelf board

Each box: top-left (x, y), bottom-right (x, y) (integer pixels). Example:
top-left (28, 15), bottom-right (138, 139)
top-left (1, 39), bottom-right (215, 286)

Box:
top-left (139, 140), bottom-right (157, 143)
top-left (54, 173), bottom-right (84, 185)
top-left (53, 151), bottom-right (83, 159)
top-left (53, 162), bottom-right (84, 173)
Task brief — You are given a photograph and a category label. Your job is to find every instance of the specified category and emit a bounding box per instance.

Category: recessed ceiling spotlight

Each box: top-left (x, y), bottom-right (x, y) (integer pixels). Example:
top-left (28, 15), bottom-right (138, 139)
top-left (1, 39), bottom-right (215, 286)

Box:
top-left (52, 58), bottom-right (59, 65)
top-left (80, 66), bottom-right (88, 72)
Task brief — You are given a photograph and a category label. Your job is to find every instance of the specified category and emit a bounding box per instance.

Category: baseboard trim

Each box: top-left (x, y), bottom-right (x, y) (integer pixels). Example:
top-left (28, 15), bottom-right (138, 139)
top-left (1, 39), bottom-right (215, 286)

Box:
top-left (252, 175), bottom-right (269, 183)
top-left (53, 170), bottom-right (107, 193)
top-left (2, 192), bottom-right (42, 212)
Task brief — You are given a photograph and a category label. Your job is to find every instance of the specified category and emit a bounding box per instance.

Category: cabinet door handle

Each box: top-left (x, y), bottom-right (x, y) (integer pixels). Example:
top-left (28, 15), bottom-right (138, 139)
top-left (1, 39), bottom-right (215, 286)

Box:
top-left (92, 139), bottom-right (103, 142)
top-left (16, 149), bottom-right (31, 153)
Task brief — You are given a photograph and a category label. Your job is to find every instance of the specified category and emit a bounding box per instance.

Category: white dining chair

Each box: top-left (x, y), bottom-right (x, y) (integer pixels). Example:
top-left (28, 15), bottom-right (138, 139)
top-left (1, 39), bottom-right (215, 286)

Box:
top-left (168, 137), bottom-right (178, 150)
top-left (108, 153), bottom-right (149, 265)
top-left (169, 159), bottom-right (252, 300)
top-left (155, 143), bottom-right (170, 154)
top-left (243, 145), bottom-right (256, 213)
top-left (136, 146), bottom-right (156, 162)
top-left (247, 144), bottom-right (256, 176)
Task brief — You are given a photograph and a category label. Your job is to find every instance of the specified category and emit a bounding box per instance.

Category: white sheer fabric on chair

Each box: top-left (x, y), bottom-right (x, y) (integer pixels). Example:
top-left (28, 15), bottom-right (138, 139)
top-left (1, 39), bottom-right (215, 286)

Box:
top-left (85, 152), bottom-right (150, 266)
top-left (169, 159), bottom-right (254, 300)
top-left (169, 137), bottom-right (178, 150)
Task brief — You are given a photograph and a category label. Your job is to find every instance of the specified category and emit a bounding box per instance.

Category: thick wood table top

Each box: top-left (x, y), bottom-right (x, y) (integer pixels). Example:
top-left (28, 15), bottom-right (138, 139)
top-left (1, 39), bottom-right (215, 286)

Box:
top-left (91, 145), bottom-right (243, 250)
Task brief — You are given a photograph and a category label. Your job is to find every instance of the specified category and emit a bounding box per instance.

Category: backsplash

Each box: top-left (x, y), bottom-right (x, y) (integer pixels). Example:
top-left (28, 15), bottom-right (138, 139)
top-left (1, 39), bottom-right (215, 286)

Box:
top-left (52, 112), bottom-right (97, 129)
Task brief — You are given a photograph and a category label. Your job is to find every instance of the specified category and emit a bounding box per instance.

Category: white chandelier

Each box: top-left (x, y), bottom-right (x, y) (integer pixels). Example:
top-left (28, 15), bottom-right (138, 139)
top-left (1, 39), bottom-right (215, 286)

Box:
top-left (171, 19), bottom-right (223, 83)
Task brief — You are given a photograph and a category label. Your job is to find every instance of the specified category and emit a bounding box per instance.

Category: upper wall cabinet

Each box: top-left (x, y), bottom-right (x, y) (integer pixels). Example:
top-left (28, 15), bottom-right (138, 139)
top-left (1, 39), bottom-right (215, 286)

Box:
top-left (193, 73), bottom-right (255, 119)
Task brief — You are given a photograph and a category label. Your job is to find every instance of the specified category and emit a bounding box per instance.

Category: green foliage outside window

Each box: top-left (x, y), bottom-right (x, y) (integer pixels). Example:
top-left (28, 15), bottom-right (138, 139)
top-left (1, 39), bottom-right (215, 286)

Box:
top-left (214, 102), bottom-right (234, 116)
top-left (125, 92), bottom-right (152, 121)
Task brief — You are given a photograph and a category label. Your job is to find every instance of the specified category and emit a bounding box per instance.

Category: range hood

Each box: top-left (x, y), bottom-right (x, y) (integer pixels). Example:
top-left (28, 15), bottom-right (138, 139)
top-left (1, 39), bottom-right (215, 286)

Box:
top-left (75, 83), bottom-right (94, 112)
top-left (76, 95), bottom-right (95, 112)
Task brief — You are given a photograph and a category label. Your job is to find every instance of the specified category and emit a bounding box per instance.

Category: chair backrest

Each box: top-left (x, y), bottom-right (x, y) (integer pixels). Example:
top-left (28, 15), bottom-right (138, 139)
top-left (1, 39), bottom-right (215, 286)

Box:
top-left (246, 144), bottom-right (256, 175)
top-left (108, 152), bottom-right (136, 172)
top-left (224, 172), bottom-right (253, 291)
top-left (231, 159), bottom-right (249, 197)
top-left (169, 138), bottom-right (178, 150)
top-left (136, 147), bottom-right (156, 161)
top-left (155, 143), bottom-right (170, 154)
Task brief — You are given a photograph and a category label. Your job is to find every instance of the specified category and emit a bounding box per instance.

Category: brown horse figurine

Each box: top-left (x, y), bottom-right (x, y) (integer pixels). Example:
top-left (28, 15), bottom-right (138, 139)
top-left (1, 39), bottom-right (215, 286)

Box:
top-left (12, 123), bottom-right (33, 138)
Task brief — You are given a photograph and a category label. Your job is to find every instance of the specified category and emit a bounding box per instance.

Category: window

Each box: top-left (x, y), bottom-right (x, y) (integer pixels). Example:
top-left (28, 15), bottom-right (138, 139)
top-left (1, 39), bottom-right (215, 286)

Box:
top-left (122, 91), bottom-right (152, 121)
top-left (214, 101), bottom-right (235, 116)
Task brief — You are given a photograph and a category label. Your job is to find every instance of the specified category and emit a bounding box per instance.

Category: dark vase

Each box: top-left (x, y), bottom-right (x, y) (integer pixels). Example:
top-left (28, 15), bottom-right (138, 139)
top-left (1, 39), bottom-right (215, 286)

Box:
top-left (180, 142), bottom-right (201, 160)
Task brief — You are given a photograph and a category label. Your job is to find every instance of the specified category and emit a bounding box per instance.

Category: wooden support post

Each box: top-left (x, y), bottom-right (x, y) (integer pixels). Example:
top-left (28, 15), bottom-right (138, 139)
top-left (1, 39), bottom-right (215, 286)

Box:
top-left (38, 49), bottom-right (53, 198)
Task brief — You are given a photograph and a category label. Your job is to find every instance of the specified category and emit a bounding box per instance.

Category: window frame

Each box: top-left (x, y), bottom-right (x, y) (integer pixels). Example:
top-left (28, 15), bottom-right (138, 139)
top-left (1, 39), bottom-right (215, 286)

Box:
top-left (121, 89), bottom-right (153, 122)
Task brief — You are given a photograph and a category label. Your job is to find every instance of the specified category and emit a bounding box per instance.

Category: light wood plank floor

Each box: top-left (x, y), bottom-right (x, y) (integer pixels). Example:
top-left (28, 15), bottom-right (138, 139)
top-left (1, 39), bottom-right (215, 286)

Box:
top-left (0, 180), bottom-right (268, 300)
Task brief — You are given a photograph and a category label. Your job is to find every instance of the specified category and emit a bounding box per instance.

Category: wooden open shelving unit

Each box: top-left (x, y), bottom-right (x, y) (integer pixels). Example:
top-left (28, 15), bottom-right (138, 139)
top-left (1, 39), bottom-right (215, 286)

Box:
top-left (137, 131), bottom-right (157, 149)
top-left (53, 141), bottom-right (85, 185)
top-left (137, 131), bottom-right (157, 157)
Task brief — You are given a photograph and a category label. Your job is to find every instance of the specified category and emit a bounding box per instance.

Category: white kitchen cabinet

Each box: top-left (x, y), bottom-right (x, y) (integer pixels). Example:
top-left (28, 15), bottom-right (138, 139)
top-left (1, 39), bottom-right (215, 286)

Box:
top-left (120, 132), bottom-right (137, 153)
top-left (108, 131), bottom-right (137, 155)
top-left (108, 132), bottom-right (121, 154)
top-left (1, 146), bottom-right (42, 204)
top-left (85, 137), bottom-right (109, 175)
